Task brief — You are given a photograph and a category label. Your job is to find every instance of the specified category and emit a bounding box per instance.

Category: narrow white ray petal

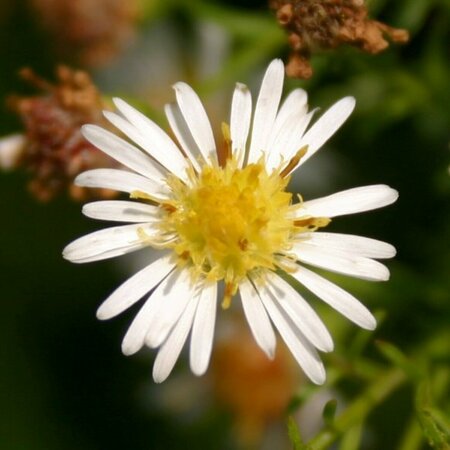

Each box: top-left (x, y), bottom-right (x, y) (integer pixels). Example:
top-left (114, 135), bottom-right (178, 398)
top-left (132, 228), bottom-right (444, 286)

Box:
top-left (173, 82), bottom-right (217, 163)
top-left (104, 109), bottom-right (188, 181)
top-left (96, 254), bottom-right (174, 320)
top-left (291, 266), bottom-right (377, 330)
top-left (66, 242), bottom-right (146, 264)
top-left (296, 185), bottom-right (399, 218)
top-left (75, 168), bottom-right (169, 199)
top-left (276, 88), bottom-right (308, 122)
top-left (121, 268), bottom-right (180, 355)
top-left (266, 103), bottom-right (312, 170)
top-left (266, 88), bottom-right (307, 153)
top-left (239, 277), bottom-right (276, 359)
top-left (266, 273), bottom-right (333, 352)
top-left (257, 282), bottom-right (326, 385)
top-left (270, 109), bottom-right (318, 170)
top-left (230, 82), bottom-right (252, 167)
top-left (247, 59), bottom-right (285, 164)
top-left (297, 232), bottom-right (396, 259)
top-left (153, 295), bottom-right (199, 383)
top-left (164, 103), bottom-right (202, 171)
top-left (82, 200), bottom-right (160, 223)
top-left (62, 223), bottom-right (154, 263)
top-left (190, 281), bottom-right (218, 376)
top-left (291, 244), bottom-right (390, 281)
top-left (145, 269), bottom-right (196, 348)
top-left (293, 96), bottom-right (356, 170)
top-left (81, 124), bottom-right (166, 180)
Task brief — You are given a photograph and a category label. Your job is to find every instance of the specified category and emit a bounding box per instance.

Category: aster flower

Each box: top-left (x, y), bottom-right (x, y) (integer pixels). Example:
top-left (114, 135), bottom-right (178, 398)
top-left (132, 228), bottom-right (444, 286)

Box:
top-left (63, 60), bottom-right (398, 384)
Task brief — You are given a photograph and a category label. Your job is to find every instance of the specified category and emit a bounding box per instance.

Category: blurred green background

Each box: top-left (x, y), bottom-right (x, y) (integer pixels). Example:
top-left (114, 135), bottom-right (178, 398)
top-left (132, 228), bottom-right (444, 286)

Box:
top-left (0, 0), bottom-right (449, 449)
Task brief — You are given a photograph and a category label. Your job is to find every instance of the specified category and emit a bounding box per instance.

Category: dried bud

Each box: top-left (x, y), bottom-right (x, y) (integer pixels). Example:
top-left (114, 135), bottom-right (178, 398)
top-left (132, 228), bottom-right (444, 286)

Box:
top-left (7, 66), bottom-right (118, 202)
top-left (29, 0), bottom-right (139, 66)
top-left (269, 0), bottom-right (410, 78)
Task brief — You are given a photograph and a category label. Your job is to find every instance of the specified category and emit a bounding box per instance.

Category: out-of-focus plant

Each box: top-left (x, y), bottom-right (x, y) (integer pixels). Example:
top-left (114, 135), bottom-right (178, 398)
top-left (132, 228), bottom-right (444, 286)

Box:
top-left (0, 1), bottom-right (448, 450)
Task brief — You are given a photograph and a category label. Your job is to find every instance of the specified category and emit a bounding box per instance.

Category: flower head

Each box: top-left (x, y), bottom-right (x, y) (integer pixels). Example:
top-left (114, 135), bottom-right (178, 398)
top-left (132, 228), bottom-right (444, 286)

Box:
top-left (270, 0), bottom-right (409, 79)
top-left (8, 66), bottom-right (119, 201)
top-left (63, 60), bottom-right (398, 384)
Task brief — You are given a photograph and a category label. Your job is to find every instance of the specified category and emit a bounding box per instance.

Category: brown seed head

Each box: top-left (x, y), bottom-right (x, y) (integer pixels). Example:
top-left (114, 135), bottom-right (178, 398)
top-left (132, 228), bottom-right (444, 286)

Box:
top-left (8, 66), bottom-right (118, 201)
top-left (269, 0), bottom-right (409, 79)
top-left (29, 0), bottom-right (140, 66)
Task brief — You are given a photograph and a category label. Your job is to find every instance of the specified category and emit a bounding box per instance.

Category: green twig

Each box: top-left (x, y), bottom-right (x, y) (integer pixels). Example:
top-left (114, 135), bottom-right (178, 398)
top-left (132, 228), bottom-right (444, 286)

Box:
top-left (306, 368), bottom-right (406, 450)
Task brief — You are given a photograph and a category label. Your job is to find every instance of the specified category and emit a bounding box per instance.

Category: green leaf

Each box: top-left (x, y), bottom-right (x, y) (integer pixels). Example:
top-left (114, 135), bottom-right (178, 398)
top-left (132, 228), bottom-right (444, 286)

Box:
top-left (287, 416), bottom-right (307, 450)
top-left (417, 409), bottom-right (450, 449)
top-left (339, 423), bottom-right (364, 450)
top-left (322, 399), bottom-right (338, 427)
top-left (375, 340), bottom-right (424, 381)
top-left (416, 382), bottom-right (450, 449)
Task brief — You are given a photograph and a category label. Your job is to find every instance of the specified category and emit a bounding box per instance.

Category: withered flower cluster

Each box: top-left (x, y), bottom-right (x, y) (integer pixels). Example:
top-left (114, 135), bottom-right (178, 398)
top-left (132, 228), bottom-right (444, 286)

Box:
top-left (270, 0), bottom-right (409, 78)
top-left (8, 66), bottom-right (118, 201)
top-left (29, 0), bottom-right (139, 66)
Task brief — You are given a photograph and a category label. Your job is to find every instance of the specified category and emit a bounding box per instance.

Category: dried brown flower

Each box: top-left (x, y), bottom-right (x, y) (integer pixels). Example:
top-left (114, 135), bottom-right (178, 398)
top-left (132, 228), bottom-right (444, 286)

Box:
top-left (29, 0), bottom-right (139, 66)
top-left (270, 0), bottom-right (409, 78)
top-left (8, 66), bottom-right (118, 201)
top-left (211, 322), bottom-right (299, 446)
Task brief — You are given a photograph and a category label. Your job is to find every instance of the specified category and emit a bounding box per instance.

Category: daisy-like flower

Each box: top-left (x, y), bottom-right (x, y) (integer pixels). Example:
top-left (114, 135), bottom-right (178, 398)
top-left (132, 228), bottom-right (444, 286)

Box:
top-left (63, 60), bottom-right (398, 384)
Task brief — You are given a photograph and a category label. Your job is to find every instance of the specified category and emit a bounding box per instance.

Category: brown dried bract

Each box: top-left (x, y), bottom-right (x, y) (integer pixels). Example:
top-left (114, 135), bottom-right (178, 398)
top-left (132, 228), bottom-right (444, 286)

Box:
top-left (270, 0), bottom-right (409, 79)
top-left (8, 66), bottom-right (118, 202)
top-left (29, 0), bottom-right (139, 66)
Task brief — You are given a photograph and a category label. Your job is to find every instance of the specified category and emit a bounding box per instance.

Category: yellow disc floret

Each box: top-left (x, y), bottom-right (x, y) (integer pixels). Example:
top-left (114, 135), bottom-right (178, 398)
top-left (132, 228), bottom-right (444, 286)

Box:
top-left (161, 157), bottom-right (295, 305)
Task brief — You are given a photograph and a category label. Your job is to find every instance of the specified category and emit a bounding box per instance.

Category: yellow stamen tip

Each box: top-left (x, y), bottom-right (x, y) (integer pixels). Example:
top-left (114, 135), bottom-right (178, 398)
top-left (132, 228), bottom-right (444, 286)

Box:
top-left (280, 145), bottom-right (308, 178)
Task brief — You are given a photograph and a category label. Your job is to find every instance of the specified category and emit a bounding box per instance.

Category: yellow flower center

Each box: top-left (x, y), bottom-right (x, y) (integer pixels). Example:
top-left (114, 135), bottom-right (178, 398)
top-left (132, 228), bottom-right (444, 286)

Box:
top-left (162, 157), bottom-right (295, 306)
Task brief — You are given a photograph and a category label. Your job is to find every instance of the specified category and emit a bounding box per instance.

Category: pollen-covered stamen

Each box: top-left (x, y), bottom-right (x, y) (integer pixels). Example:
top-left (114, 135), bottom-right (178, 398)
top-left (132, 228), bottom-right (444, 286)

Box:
top-left (218, 122), bottom-right (232, 168)
top-left (222, 282), bottom-right (237, 310)
top-left (280, 145), bottom-right (308, 178)
top-left (160, 156), bottom-right (297, 303)
top-left (294, 216), bottom-right (331, 232)
top-left (130, 190), bottom-right (159, 204)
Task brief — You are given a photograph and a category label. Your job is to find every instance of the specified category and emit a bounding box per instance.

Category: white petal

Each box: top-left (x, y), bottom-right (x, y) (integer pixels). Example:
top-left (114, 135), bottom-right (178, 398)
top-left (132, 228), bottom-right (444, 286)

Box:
top-left (62, 223), bottom-right (153, 263)
top-left (145, 269), bottom-right (197, 348)
top-left (239, 277), bottom-right (276, 359)
top-left (297, 185), bottom-right (399, 218)
top-left (247, 59), bottom-right (285, 164)
top-left (257, 282), bottom-right (326, 385)
top-left (294, 96), bottom-right (355, 170)
top-left (0, 133), bottom-right (26, 169)
top-left (164, 103), bottom-right (202, 171)
top-left (81, 124), bottom-right (166, 180)
top-left (153, 295), bottom-right (199, 383)
top-left (291, 266), bottom-right (376, 330)
top-left (266, 273), bottom-right (333, 352)
top-left (230, 82), bottom-right (252, 167)
top-left (268, 109), bottom-right (317, 171)
top-left (82, 200), bottom-right (160, 223)
top-left (276, 88), bottom-right (308, 122)
top-left (104, 107), bottom-right (188, 181)
top-left (75, 168), bottom-right (169, 199)
top-left (173, 82), bottom-right (217, 163)
top-left (190, 281), bottom-right (218, 376)
top-left (96, 254), bottom-right (174, 320)
top-left (297, 232), bottom-right (396, 259)
top-left (267, 88), bottom-right (307, 152)
top-left (121, 268), bottom-right (181, 355)
top-left (291, 244), bottom-right (390, 281)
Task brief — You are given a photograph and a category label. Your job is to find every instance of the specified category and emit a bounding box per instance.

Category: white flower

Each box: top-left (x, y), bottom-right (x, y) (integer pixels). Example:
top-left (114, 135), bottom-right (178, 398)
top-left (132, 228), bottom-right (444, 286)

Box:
top-left (63, 60), bottom-right (398, 384)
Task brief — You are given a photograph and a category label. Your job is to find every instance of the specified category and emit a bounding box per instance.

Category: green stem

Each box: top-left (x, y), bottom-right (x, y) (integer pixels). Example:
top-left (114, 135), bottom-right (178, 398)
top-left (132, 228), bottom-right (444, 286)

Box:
top-left (398, 418), bottom-right (423, 450)
top-left (307, 368), bottom-right (406, 450)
